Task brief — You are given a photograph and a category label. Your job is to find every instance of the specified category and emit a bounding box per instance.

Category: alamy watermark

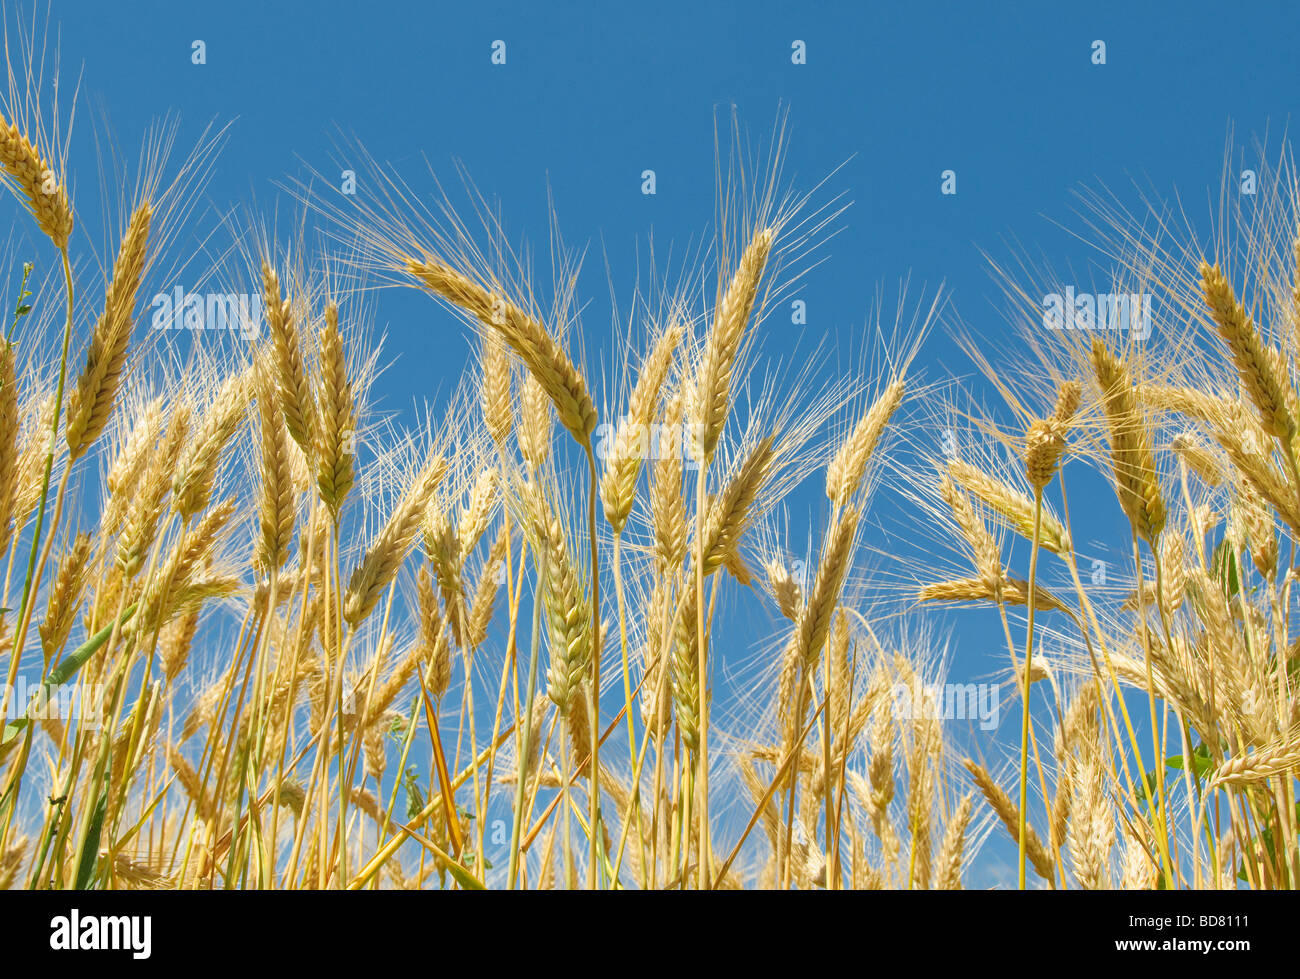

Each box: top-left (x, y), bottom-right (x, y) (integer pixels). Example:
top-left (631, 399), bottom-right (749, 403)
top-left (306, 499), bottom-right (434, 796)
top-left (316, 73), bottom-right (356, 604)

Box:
top-left (594, 418), bottom-right (704, 469)
top-left (3, 678), bottom-right (105, 729)
top-left (151, 287), bottom-right (264, 335)
top-left (891, 679), bottom-right (1000, 731)
top-left (50, 909), bottom-right (151, 959)
top-left (1043, 287), bottom-right (1152, 341)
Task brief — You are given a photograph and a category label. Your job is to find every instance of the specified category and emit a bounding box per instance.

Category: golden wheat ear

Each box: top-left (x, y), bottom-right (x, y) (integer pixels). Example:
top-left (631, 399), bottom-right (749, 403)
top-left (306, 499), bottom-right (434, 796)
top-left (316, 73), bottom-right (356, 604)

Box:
top-left (0, 114), bottom-right (72, 248)
top-left (1090, 339), bottom-right (1166, 543)
top-left (65, 202), bottom-right (153, 461)
top-left (408, 259), bottom-right (598, 449)
top-left (253, 356), bottom-right (295, 573)
top-left (600, 319), bottom-right (682, 534)
top-left (261, 261), bottom-right (318, 456)
top-left (0, 340), bottom-right (18, 556)
top-left (692, 227), bottom-right (773, 464)
top-left (826, 377), bottom-right (906, 508)
top-left (314, 302), bottom-right (356, 518)
top-left (343, 455), bottom-right (448, 628)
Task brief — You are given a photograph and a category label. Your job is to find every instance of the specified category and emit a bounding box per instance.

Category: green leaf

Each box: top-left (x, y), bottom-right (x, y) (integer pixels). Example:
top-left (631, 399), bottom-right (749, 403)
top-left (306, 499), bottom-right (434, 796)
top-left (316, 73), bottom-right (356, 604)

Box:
top-left (1212, 540), bottom-right (1240, 599)
top-left (46, 603), bottom-right (136, 688)
top-left (1138, 768), bottom-right (1161, 810)
top-left (1167, 744), bottom-right (1213, 780)
top-left (74, 791), bottom-right (108, 890)
top-left (0, 719), bottom-right (28, 761)
top-left (403, 766), bottom-right (425, 822)
top-left (442, 856), bottom-right (485, 891)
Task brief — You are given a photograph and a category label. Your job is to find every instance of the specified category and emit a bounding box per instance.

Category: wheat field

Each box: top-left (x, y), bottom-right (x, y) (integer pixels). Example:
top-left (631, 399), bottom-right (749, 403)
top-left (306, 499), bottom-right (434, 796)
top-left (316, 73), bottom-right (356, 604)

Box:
top-left (0, 24), bottom-right (1297, 894)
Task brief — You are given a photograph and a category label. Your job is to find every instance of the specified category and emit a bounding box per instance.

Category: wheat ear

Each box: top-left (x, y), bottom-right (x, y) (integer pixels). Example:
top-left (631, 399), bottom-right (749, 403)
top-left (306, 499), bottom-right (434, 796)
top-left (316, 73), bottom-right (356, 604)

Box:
top-left (0, 341), bottom-right (18, 556)
top-left (692, 227), bottom-right (773, 463)
top-left (314, 303), bottom-right (355, 518)
top-left (481, 333), bottom-right (513, 446)
top-left (408, 260), bottom-right (597, 448)
top-left (0, 114), bottom-right (72, 248)
top-left (600, 320), bottom-right (683, 533)
top-left (261, 262), bottom-right (318, 455)
top-left (1199, 261), bottom-right (1296, 441)
top-left (65, 202), bottom-right (152, 460)
top-left (964, 759), bottom-right (1055, 882)
top-left (343, 456), bottom-right (448, 627)
top-left (254, 359), bottom-right (296, 572)
top-left (1090, 340), bottom-right (1165, 543)
top-left (827, 377), bottom-right (905, 507)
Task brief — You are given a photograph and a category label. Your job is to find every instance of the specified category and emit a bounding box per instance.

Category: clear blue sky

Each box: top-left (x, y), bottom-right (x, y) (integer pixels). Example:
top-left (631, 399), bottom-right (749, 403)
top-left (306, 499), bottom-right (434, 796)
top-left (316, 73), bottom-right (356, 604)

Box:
top-left (31, 0), bottom-right (1300, 885)
top-left (46, 0), bottom-right (1299, 414)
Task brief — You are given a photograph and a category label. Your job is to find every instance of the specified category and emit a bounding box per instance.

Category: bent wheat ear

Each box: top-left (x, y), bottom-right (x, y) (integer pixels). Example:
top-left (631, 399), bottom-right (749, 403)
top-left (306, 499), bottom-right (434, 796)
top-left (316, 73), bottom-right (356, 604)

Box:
top-left (964, 759), bottom-right (1055, 882)
top-left (1208, 743), bottom-right (1300, 790)
top-left (948, 459), bottom-right (1069, 554)
top-left (409, 260), bottom-right (597, 448)
top-left (918, 576), bottom-right (1069, 613)
top-left (65, 202), bottom-right (153, 460)
top-left (0, 115), bottom-right (72, 248)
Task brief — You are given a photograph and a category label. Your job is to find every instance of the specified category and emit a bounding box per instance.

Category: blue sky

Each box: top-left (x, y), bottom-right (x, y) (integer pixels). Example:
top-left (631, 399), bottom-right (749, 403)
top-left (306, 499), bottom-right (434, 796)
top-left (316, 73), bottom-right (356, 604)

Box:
top-left (47, 0), bottom-right (1300, 408)
top-left (24, 1), bottom-right (1300, 884)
